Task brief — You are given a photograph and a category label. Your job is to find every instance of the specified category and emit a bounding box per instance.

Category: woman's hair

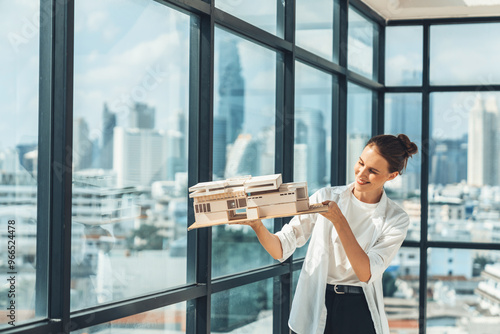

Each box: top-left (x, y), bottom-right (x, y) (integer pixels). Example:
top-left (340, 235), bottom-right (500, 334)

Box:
top-left (366, 134), bottom-right (418, 175)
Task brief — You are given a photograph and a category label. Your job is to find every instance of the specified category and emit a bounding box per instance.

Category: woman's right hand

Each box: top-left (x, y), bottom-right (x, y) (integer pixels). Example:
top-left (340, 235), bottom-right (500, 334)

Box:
top-left (235, 219), bottom-right (263, 230)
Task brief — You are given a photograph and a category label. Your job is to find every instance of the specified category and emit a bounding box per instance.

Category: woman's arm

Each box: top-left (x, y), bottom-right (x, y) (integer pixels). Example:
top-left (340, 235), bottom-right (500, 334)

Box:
top-left (241, 220), bottom-right (283, 260)
top-left (321, 201), bottom-right (372, 283)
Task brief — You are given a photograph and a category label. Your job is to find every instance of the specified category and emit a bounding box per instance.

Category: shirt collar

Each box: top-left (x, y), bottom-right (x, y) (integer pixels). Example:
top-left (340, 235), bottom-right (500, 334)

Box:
top-left (344, 182), bottom-right (388, 220)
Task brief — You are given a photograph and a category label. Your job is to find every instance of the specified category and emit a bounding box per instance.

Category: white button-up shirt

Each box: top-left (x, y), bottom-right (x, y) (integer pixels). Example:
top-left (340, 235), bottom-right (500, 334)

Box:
top-left (276, 183), bottom-right (410, 334)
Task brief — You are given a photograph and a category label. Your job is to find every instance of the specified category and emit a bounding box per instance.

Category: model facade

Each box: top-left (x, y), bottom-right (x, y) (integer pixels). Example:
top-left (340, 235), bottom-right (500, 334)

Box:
top-left (188, 174), bottom-right (327, 230)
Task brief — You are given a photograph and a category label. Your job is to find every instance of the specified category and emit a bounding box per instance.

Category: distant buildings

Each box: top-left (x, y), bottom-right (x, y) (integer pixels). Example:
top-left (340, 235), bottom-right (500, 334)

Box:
top-left (101, 103), bottom-right (116, 169)
top-left (468, 95), bottom-right (499, 187)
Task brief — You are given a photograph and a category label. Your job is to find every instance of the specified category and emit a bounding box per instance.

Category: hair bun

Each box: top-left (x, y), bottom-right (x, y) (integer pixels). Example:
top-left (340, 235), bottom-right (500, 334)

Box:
top-left (397, 134), bottom-right (418, 157)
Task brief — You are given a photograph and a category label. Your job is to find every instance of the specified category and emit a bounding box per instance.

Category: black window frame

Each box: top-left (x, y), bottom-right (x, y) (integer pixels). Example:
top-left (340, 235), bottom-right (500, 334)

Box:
top-left (4, 1), bottom-right (500, 334)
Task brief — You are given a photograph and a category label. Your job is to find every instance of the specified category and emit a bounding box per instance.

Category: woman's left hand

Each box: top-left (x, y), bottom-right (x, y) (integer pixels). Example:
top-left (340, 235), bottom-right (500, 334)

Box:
top-left (320, 200), bottom-right (347, 227)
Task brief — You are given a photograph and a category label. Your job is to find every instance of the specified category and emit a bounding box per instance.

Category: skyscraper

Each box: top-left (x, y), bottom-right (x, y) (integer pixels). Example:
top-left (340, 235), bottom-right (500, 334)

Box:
top-left (129, 102), bottom-right (155, 129)
top-left (166, 111), bottom-right (187, 181)
top-left (468, 95), bottom-right (499, 186)
top-left (217, 36), bottom-right (245, 145)
top-left (295, 109), bottom-right (327, 191)
top-left (73, 118), bottom-right (93, 171)
top-left (213, 116), bottom-right (227, 179)
top-left (113, 127), bottom-right (166, 188)
top-left (224, 134), bottom-right (258, 178)
top-left (100, 103), bottom-right (116, 170)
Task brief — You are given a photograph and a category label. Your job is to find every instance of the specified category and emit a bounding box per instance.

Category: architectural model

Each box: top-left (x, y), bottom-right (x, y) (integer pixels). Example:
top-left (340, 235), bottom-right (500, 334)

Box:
top-left (188, 174), bottom-right (328, 230)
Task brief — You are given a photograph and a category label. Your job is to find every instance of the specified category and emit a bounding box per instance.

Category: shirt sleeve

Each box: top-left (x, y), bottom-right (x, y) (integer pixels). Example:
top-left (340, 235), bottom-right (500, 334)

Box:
top-left (275, 189), bottom-right (324, 262)
top-left (364, 211), bottom-right (410, 285)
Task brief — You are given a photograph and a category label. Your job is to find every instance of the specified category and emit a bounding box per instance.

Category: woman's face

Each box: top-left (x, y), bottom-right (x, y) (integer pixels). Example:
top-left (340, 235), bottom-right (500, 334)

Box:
top-left (353, 144), bottom-right (398, 201)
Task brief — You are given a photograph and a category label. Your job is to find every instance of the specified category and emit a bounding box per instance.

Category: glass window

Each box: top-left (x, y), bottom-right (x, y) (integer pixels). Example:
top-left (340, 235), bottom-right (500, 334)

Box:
top-left (296, 0), bottom-right (337, 62)
top-left (212, 28), bottom-right (277, 277)
top-left (346, 83), bottom-right (373, 184)
top-left (429, 92), bottom-right (500, 243)
top-left (430, 23), bottom-right (500, 85)
top-left (385, 247), bottom-right (420, 333)
top-left (427, 249), bottom-right (500, 332)
top-left (72, 0), bottom-right (192, 311)
top-left (211, 279), bottom-right (273, 333)
top-left (348, 7), bottom-right (377, 81)
top-left (0, 1), bottom-right (41, 328)
top-left (385, 93), bottom-right (422, 242)
top-left (215, 0), bottom-right (281, 37)
top-left (294, 61), bottom-right (333, 194)
top-left (385, 26), bottom-right (423, 86)
top-left (72, 302), bottom-right (186, 333)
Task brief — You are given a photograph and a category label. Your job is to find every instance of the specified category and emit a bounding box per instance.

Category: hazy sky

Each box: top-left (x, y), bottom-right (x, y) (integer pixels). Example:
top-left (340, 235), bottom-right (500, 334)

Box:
top-left (1, 1), bottom-right (500, 150)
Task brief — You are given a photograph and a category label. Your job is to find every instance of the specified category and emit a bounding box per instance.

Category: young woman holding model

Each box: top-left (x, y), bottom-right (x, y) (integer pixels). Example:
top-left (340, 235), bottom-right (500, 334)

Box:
top-left (243, 134), bottom-right (418, 334)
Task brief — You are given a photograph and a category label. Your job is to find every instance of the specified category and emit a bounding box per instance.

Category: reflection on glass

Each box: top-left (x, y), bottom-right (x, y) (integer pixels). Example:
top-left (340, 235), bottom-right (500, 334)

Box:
top-left (293, 62), bottom-right (332, 259)
top-left (346, 82), bottom-right (372, 184)
top-left (294, 61), bottom-right (333, 194)
top-left (348, 7), bottom-right (376, 80)
top-left (431, 23), bottom-right (500, 85)
top-left (72, 302), bottom-right (186, 333)
top-left (296, 0), bottom-right (337, 62)
top-left (429, 92), bottom-right (500, 243)
top-left (216, 0), bottom-right (281, 37)
top-left (0, 1), bottom-right (40, 328)
top-left (385, 94), bottom-right (422, 242)
top-left (385, 247), bottom-right (420, 333)
top-left (427, 249), bottom-right (500, 332)
top-left (292, 269), bottom-right (300, 300)
top-left (385, 26), bottom-right (423, 86)
top-left (71, 0), bottom-right (191, 311)
top-left (211, 279), bottom-right (273, 333)
top-left (212, 28), bottom-right (277, 277)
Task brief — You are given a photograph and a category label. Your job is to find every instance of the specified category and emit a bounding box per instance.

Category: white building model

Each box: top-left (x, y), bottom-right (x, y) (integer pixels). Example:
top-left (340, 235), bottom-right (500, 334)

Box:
top-left (188, 174), bottom-right (327, 230)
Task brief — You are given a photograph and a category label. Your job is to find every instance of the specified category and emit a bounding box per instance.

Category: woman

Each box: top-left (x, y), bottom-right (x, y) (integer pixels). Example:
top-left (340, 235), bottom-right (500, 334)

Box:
top-left (243, 134), bottom-right (418, 334)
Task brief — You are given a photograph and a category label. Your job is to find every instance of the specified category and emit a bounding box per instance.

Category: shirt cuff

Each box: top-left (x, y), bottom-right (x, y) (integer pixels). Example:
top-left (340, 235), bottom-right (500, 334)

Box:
top-left (275, 224), bottom-right (297, 262)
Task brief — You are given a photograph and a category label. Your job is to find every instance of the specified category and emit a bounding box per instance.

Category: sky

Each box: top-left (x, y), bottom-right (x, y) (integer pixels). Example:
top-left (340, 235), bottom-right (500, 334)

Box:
top-left (1, 1), bottom-right (500, 151)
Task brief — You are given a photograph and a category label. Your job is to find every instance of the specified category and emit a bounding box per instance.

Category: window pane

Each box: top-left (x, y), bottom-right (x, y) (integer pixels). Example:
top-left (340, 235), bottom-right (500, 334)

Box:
top-left (211, 279), bottom-right (273, 333)
top-left (72, 0), bottom-right (191, 311)
top-left (346, 83), bottom-right (372, 183)
top-left (212, 28), bottom-right (277, 277)
top-left (296, 0), bottom-right (337, 62)
top-left (386, 247), bottom-right (420, 333)
top-left (0, 1), bottom-right (41, 328)
top-left (348, 7), bottom-right (377, 81)
top-left (294, 61), bottom-right (333, 194)
top-left (385, 26), bottom-right (423, 86)
top-left (427, 249), bottom-right (500, 332)
top-left (385, 93), bottom-right (422, 242)
top-left (429, 92), bottom-right (500, 243)
top-left (72, 302), bottom-right (186, 333)
top-left (215, 0), bottom-right (281, 37)
top-left (431, 23), bottom-right (500, 85)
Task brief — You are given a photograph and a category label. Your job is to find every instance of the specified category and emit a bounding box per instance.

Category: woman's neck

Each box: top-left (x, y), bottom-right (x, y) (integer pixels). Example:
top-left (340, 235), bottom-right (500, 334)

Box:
top-left (352, 188), bottom-right (383, 204)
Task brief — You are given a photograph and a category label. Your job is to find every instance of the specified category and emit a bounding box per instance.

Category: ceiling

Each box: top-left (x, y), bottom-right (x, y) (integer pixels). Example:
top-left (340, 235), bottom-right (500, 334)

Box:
top-left (361, 0), bottom-right (500, 21)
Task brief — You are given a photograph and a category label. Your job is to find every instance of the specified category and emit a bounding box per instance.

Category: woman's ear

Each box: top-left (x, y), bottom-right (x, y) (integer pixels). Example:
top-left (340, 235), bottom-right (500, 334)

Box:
top-left (387, 171), bottom-right (399, 181)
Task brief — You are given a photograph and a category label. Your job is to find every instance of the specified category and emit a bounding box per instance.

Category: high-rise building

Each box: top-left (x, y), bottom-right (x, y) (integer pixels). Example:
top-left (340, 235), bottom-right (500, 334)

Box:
top-left (295, 109), bottom-right (327, 191)
top-left (217, 36), bottom-right (245, 145)
top-left (113, 127), bottom-right (166, 187)
top-left (166, 111), bottom-right (187, 181)
top-left (224, 134), bottom-right (258, 178)
top-left (430, 138), bottom-right (468, 185)
top-left (100, 103), bottom-right (116, 169)
top-left (73, 118), bottom-right (93, 171)
top-left (347, 133), bottom-right (370, 183)
top-left (129, 102), bottom-right (155, 129)
top-left (468, 95), bottom-right (499, 186)
top-left (213, 116), bottom-right (227, 180)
